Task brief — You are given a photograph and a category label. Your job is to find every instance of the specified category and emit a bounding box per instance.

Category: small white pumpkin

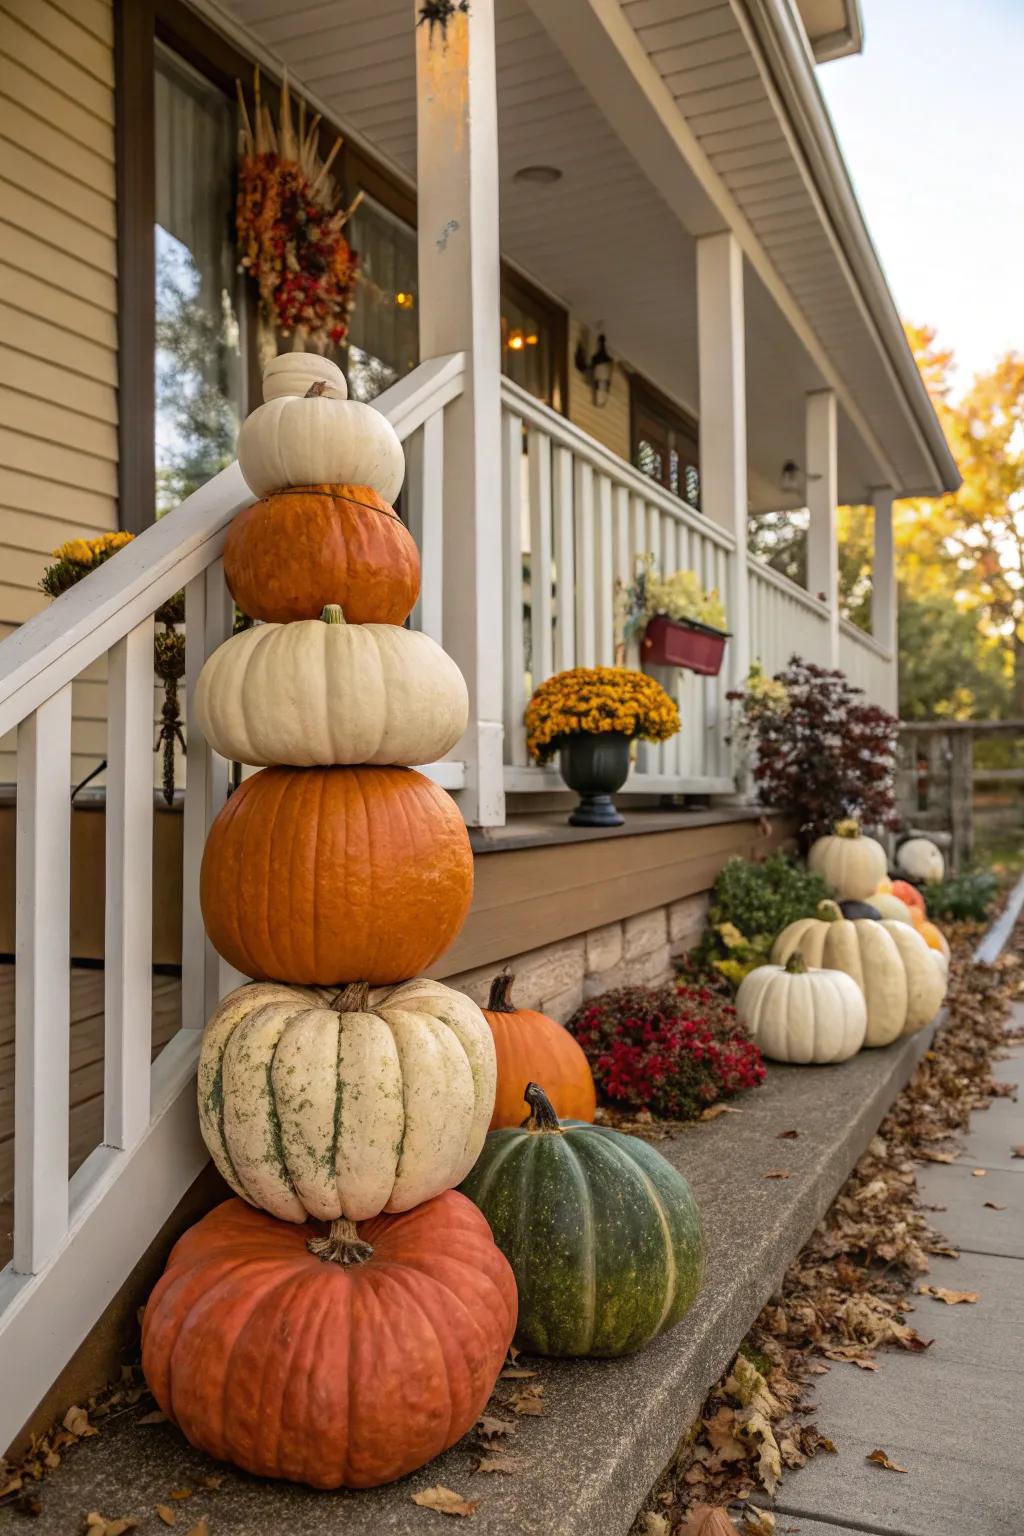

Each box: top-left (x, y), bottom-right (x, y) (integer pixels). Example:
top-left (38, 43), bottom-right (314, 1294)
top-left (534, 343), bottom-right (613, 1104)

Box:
top-left (261, 351), bottom-right (348, 402)
top-left (736, 955), bottom-right (867, 1064)
top-left (869, 892), bottom-right (914, 924)
top-left (880, 919), bottom-right (947, 1034)
top-left (771, 901), bottom-right (906, 1047)
top-left (194, 604), bottom-right (468, 768)
top-left (807, 819), bottom-right (888, 900)
top-left (897, 837), bottom-right (945, 885)
top-left (237, 383), bottom-right (405, 503)
top-left (198, 978), bottom-right (497, 1224)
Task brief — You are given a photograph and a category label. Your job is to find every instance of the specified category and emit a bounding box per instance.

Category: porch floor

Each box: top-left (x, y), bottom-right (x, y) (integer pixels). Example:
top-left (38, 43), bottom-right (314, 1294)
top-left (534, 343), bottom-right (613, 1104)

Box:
top-left (0, 967), bottom-right (182, 1269)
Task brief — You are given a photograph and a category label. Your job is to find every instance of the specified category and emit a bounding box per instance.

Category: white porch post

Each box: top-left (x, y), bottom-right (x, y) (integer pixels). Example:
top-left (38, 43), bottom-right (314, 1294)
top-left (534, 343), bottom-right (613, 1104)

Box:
top-left (696, 231), bottom-right (749, 692)
top-left (871, 486), bottom-right (898, 713)
top-left (805, 388), bottom-right (839, 666)
top-left (414, 2), bottom-right (505, 825)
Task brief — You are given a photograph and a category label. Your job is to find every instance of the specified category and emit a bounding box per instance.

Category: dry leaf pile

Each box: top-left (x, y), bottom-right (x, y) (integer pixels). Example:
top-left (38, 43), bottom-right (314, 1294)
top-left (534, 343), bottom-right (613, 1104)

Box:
top-left (633, 919), bottom-right (1022, 1534)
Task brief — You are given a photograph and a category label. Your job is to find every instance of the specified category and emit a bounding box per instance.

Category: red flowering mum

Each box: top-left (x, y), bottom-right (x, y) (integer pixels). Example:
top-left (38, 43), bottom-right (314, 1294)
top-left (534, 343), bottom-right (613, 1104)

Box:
top-left (567, 981), bottom-right (764, 1120)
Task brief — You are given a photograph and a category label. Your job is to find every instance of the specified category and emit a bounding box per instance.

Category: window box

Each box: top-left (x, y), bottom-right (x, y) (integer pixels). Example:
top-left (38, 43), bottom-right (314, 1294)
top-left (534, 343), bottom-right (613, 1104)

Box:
top-left (641, 615), bottom-right (729, 676)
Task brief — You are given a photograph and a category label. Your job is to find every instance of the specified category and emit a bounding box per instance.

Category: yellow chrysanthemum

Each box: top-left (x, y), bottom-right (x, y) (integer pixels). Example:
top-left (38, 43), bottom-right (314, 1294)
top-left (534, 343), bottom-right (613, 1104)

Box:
top-left (524, 665), bottom-right (681, 764)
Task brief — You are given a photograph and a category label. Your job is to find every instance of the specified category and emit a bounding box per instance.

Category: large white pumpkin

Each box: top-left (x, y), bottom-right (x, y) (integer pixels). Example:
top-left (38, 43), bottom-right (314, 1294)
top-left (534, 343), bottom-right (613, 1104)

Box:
top-left (237, 388), bottom-right (405, 503)
top-left (736, 956), bottom-right (867, 1064)
top-left (198, 978), bottom-right (497, 1224)
top-left (261, 351), bottom-right (348, 403)
top-left (897, 837), bottom-right (945, 884)
top-left (194, 604), bottom-right (468, 768)
top-left (880, 919), bottom-right (947, 1034)
top-left (807, 819), bottom-right (888, 900)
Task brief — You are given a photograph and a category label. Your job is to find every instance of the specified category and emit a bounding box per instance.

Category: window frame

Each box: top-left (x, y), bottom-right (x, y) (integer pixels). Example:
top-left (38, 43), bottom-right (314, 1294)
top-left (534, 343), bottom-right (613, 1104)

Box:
top-left (629, 372), bottom-right (700, 508)
top-left (499, 263), bottom-right (569, 414)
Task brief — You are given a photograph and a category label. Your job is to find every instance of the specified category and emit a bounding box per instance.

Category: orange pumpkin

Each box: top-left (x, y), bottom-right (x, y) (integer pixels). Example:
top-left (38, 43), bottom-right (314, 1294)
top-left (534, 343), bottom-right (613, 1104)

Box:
top-left (224, 483), bottom-right (420, 625)
top-left (200, 766), bottom-right (473, 984)
top-left (917, 919), bottom-right (950, 959)
top-left (142, 1194), bottom-right (516, 1489)
top-left (890, 879), bottom-right (926, 916)
top-left (484, 970), bottom-right (597, 1130)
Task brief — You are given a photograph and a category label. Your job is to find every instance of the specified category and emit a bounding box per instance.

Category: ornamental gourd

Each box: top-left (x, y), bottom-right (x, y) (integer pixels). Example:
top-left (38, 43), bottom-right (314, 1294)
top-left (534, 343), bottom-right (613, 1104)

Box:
top-left (483, 970), bottom-right (596, 1130)
top-left (735, 954), bottom-right (867, 1064)
top-left (865, 892), bottom-right (914, 925)
top-left (459, 1084), bottom-right (705, 1357)
top-left (200, 765), bottom-right (473, 984)
top-left (199, 979), bottom-right (496, 1222)
top-left (897, 837), bottom-right (945, 884)
top-left (224, 484), bottom-right (420, 625)
top-left (194, 605), bottom-right (468, 768)
top-left (142, 1194), bottom-right (516, 1489)
top-left (807, 819), bottom-right (888, 900)
top-left (238, 379), bottom-right (405, 503)
top-left (261, 352), bottom-right (348, 402)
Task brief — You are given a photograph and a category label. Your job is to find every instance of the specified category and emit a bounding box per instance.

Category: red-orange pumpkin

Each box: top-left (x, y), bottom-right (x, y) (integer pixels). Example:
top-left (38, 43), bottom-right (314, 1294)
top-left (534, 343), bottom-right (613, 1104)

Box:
top-left (200, 766), bottom-right (473, 984)
top-left (890, 879), bottom-right (926, 915)
top-left (142, 1194), bottom-right (517, 1489)
top-left (224, 483), bottom-right (420, 625)
top-left (484, 970), bottom-right (597, 1130)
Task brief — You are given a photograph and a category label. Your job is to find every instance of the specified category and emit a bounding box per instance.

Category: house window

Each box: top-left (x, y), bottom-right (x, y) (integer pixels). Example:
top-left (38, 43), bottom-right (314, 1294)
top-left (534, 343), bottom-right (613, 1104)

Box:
top-left (344, 198), bottom-right (419, 402)
top-left (500, 269), bottom-right (567, 411)
top-left (153, 44), bottom-right (244, 517)
top-left (630, 376), bottom-right (700, 508)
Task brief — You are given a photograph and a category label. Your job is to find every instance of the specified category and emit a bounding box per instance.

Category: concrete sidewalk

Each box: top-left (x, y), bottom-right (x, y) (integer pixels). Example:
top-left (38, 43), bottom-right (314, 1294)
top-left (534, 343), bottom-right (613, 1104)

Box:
top-left (770, 1003), bottom-right (1024, 1536)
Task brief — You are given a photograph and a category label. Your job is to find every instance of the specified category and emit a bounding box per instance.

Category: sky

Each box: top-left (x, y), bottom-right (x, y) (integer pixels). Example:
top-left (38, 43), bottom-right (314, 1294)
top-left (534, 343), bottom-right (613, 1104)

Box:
top-left (817, 0), bottom-right (1024, 397)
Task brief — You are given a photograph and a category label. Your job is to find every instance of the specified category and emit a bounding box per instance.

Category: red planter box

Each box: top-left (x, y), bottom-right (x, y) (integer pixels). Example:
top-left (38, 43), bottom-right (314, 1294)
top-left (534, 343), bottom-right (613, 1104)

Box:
top-left (641, 615), bottom-right (729, 676)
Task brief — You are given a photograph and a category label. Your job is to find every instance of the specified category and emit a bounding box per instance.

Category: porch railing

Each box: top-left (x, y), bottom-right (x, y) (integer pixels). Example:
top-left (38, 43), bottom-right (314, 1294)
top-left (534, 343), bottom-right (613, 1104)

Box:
top-left (839, 617), bottom-right (897, 714)
top-left (747, 557), bottom-right (831, 676)
top-left (0, 351), bottom-right (466, 1452)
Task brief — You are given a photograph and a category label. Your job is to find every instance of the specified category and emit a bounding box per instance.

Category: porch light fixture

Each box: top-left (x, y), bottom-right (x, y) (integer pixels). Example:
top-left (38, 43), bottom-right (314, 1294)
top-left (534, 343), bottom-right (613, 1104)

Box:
top-left (513, 164), bottom-right (562, 185)
top-left (779, 459), bottom-right (822, 495)
top-left (575, 331), bottom-right (614, 408)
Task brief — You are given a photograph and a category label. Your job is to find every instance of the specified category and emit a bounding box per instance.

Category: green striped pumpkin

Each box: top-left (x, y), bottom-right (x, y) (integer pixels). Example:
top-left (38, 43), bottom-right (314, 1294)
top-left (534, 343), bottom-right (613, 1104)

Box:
top-left (458, 1083), bottom-right (705, 1357)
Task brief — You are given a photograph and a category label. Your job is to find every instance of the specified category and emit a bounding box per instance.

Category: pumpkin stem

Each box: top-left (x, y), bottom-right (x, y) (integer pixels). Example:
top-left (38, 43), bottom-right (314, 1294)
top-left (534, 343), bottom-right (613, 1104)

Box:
top-left (833, 818), bottom-right (861, 839)
top-left (307, 1217), bottom-right (374, 1267)
top-left (817, 900), bottom-right (843, 923)
top-left (320, 604), bottom-right (347, 625)
top-left (522, 1082), bottom-right (563, 1134)
top-left (784, 952), bottom-right (808, 976)
top-left (331, 982), bottom-right (372, 1013)
top-left (487, 968), bottom-right (517, 1013)
top-left (304, 380), bottom-right (329, 398)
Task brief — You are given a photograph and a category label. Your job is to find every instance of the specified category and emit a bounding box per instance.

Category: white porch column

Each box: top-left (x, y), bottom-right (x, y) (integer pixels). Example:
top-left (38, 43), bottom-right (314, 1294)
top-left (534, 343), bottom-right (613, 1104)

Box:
top-left (805, 388), bottom-right (839, 666)
top-left (871, 486), bottom-right (898, 713)
top-left (697, 231), bottom-right (749, 691)
top-left (415, 2), bottom-right (504, 826)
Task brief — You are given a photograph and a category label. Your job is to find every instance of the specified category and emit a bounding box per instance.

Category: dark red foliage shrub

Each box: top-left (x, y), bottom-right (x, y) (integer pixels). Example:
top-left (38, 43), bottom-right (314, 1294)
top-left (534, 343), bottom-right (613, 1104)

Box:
top-left (730, 656), bottom-right (899, 845)
top-left (567, 982), bottom-right (765, 1121)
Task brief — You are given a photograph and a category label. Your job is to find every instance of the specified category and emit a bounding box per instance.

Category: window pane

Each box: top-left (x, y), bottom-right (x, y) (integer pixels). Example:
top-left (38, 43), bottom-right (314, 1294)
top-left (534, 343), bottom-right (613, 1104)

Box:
top-left (154, 45), bottom-right (243, 518)
top-left (345, 198), bottom-right (419, 401)
top-left (501, 291), bottom-right (554, 404)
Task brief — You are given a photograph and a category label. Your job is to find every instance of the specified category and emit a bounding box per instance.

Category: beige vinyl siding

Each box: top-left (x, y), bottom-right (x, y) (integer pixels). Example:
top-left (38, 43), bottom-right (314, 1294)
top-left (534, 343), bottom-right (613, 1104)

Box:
top-left (0, 0), bottom-right (118, 785)
top-left (566, 317), bottom-right (632, 462)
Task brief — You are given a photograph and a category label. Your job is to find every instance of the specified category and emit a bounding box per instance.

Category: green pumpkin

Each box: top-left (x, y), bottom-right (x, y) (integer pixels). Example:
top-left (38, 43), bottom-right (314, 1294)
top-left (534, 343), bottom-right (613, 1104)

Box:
top-left (458, 1083), bottom-right (705, 1357)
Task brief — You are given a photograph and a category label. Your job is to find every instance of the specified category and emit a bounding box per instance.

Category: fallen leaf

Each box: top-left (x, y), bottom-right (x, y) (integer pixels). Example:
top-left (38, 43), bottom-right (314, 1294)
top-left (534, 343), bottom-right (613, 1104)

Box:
top-left (184, 1522), bottom-right (209, 1536)
top-left (411, 1485), bottom-right (478, 1518)
top-left (156, 1509), bottom-right (176, 1528)
top-left (63, 1407), bottom-right (99, 1439)
top-left (984, 1201), bottom-right (1007, 1211)
top-left (640, 1513), bottom-right (670, 1536)
top-left (701, 1104), bottom-right (743, 1121)
top-left (916, 1285), bottom-right (978, 1305)
top-left (0, 1475), bottom-right (23, 1498)
top-left (509, 1385), bottom-right (545, 1416)
top-left (84, 1516), bottom-right (137, 1536)
top-left (168, 1490), bottom-right (193, 1501)
top-left (762, 1171), bottom-right (791, 1180)
top-left (866, 1449), bottom-right (908, 1473)
top-left (971, 1169), bottom-right (987, 1177)
top-left (476, 1415), bottom-right (514, 1439)
top-left (919, 1149), bottom-right (956, 1164)
top-left (680, 1508), bottom-right (740, 1535)
top-left (498, 1367), bottom-right (536, 1380)
top-left (475, 1453), bottom-right (526, 1475)
top-left (776, 1130), bottom-right (799, 1140)
top-left (745, 1510), bottom-right (776, 1534)
top-left (138, 1411), bottom-right (167, 1426)
top-left (195, 1477), bottom-right (223, 1491)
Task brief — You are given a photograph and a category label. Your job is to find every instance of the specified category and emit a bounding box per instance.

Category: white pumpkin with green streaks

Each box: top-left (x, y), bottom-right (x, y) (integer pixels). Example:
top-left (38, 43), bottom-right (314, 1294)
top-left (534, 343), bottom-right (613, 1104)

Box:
top-left (198, 978), bottom-right (496, 1223)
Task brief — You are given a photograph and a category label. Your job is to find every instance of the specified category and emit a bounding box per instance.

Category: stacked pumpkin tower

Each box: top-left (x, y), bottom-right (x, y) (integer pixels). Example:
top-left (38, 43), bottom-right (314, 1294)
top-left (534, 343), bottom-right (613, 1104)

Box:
top-left (141, 355), bottom-right (518, 1491)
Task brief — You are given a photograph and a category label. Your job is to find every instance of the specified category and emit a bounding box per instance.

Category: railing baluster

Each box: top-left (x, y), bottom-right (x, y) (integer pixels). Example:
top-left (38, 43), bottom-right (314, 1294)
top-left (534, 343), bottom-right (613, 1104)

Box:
top-left (595, 475), bottom-right (614, 666)
top-left (575, 461), bottom-right (596, 667)
top-left (528, 427), bottom-right (554, 687)
top-left (182, 562), bottom-right (235, 1030)
top-left (407, 413), bottom-right (445, 645)
top-left (501, 411), bottom-right (528, 766)
top-left (14, 685), bottom-right (72, 1273)
top-left (552, 444), bottom-right (576, 672)
top-left (104, 619), bottom-right (155, 1150)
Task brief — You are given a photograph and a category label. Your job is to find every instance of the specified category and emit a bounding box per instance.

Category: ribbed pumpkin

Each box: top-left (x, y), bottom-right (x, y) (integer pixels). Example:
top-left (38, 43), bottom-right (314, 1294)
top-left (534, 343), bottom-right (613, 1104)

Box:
top-left (807, 819), bottom-right (888, 900)
top-left (194, 605), bottom-right (467, 769)
top-left (199, 978), bottom-right (496, 1222)
top-left (142, 1194), bottom-right (517, 1490)
top-left (200, 766), bottom-right (473, 984)
top-left (888, 879), bottom-right (926, 916)
top-left (224, 484), bottom-right (420, 625)
top-left (483, 970), bottom-right (596, 1130)
top-left (736, 953), bottom-right (867, 1064)
top-left (237, 386), bottom-right (405, 503)
top-left (459, 1084), bottom-right (704, 1357)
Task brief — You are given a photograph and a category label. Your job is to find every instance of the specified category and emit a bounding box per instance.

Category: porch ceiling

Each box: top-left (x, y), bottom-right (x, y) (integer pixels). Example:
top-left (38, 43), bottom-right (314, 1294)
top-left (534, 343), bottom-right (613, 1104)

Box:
top-left (207, 0), bottom-right (956, 508)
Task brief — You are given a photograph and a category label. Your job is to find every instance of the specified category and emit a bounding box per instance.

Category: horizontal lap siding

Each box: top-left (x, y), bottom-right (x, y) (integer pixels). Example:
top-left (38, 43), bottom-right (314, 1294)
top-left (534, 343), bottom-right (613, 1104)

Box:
top-left (0, 0), bottom-right (119, 784)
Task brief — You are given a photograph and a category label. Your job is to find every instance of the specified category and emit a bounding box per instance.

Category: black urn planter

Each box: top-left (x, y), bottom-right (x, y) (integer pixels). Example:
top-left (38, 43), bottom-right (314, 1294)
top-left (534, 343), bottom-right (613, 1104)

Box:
top-left (557, 731), bottom-right (631, 827)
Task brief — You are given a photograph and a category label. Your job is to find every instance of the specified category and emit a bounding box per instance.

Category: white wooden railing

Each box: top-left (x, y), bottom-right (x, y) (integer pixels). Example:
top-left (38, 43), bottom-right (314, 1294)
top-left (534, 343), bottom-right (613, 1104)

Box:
top-left (0, 352), bottom-right (465, 1451)
top-left (748, 557), bottom-right (832, 677)
top-left (840, 617), bottom-right (897, 714)
top-left (500, 379), bottom-right (736, 795)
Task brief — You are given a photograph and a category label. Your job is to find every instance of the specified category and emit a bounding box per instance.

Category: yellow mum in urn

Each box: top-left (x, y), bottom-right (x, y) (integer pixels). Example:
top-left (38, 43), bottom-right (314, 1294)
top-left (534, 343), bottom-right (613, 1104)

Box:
top-left (525, 666), bottom-right (680, 828)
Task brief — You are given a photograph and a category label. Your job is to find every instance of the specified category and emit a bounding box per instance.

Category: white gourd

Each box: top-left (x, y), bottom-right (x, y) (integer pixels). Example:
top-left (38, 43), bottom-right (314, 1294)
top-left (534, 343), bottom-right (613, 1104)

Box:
top-left (261, 352), bottom-right (348, 402)
top-left (198, 978), bottom-right (497, 1224)
top-left (194, 604), bottom-right (468, 768)
top-left (771, 902), bottom-right (908, 1047)
top-left (237, 390), bottom-right (405, 503)
top-left (736, 956), bottom-right (867, 1064)
top-left (880, 919), bottom-right (947, 1034)
top-left (869, 892), bottom-right (914, 924)
top-left (897, 837), bottom-right (945, 884)
top-left (807, 819), bottom-right (888, 900)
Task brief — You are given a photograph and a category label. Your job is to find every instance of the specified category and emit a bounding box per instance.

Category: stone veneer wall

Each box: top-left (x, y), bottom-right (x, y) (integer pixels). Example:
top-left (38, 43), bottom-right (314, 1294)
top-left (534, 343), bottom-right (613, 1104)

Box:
top-left (443, 892), bottom-right (710, 1023)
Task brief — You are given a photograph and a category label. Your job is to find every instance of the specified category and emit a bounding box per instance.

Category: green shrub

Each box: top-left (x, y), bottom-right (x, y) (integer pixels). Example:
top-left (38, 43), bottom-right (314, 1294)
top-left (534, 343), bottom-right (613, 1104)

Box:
top-left (698, 855), bottom-right (833, 987)
top-left (925, 871), bottom-right (998, 923)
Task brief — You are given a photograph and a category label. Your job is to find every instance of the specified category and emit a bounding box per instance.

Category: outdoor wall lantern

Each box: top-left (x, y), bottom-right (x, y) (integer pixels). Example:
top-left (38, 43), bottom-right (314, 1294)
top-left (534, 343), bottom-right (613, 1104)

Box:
top-left (779, 459), bottom-right (822, 496)
top-left (575, 331), bottom-right (615, 408)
